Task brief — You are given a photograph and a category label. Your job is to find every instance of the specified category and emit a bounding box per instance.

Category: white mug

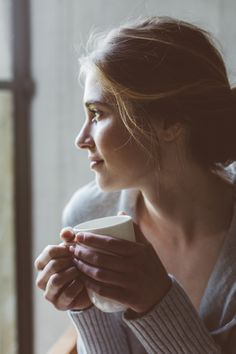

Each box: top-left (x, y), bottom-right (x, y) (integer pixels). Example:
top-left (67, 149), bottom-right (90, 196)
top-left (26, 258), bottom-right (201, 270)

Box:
top-left (74, 215), bottom-right (135, 312)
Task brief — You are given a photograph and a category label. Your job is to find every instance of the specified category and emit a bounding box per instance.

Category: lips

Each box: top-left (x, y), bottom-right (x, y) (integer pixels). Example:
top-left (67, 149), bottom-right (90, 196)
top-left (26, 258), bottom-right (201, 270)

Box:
top-left (88, 155), bottom-right (104, 169)
top-left (90, 160), bottom-right (103, 168)
top-left (89, 157), bottom-right (104, 169)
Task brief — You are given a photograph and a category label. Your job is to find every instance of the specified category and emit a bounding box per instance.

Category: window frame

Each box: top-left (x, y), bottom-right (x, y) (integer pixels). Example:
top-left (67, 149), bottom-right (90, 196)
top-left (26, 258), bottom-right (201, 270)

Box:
top-left (0, 1), bottom-right (35, 353)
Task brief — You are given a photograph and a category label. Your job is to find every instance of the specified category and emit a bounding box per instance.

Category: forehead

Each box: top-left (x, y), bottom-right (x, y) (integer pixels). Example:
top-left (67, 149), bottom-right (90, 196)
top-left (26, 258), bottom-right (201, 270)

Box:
top-left (83, 70), bottom-right (113, 108)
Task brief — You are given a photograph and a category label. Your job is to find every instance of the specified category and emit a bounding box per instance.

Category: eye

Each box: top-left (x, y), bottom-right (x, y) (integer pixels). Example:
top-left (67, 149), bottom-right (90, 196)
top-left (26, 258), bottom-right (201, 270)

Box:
top-left (89, 109), bottom-right (102, 123)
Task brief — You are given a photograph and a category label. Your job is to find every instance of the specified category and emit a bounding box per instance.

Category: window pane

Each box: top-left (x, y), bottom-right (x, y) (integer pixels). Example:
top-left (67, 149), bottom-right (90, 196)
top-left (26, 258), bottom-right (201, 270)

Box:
top-left (0, 91), bottom-right (16, 353)
top-left (0, 0), bottom-right (13, 79)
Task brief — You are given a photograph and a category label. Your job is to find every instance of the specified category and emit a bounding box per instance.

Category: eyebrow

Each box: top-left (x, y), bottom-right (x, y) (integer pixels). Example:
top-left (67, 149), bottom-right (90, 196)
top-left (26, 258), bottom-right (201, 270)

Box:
top-left (84, 100), bottom-right (113, 109)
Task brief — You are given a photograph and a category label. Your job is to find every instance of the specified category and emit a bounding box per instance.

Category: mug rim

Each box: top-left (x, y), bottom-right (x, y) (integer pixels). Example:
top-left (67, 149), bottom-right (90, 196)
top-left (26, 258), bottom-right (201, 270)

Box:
top-left (73, 215), bottom-right (132, 232)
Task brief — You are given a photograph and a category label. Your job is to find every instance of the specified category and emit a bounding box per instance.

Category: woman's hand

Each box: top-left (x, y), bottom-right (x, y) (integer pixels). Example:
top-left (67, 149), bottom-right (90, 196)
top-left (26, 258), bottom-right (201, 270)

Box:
top-left (70, 223), bottom-right (171, 315)
top-left (34, 228), bottom-right (92, 311)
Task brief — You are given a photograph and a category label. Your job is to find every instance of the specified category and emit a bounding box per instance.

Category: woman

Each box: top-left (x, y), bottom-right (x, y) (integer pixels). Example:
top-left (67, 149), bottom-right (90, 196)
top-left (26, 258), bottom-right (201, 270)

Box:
top-left (35, 17), bottom-right (236, 353)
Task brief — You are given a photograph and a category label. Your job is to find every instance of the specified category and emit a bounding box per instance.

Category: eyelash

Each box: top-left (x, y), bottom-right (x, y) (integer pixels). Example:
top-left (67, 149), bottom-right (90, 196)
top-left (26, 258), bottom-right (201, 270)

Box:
top-left (89, 109), bottom-right (102, 123)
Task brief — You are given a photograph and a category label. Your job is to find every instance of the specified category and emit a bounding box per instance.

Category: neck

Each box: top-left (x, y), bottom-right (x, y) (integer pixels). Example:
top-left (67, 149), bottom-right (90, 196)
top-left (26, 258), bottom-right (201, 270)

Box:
top-left (137, 165), bottom-right (234, 245)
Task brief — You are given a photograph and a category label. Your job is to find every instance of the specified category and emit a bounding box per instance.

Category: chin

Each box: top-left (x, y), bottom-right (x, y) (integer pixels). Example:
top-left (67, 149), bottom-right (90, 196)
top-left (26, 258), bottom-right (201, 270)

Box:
top-left (95, 175), bottom-right (127, 192)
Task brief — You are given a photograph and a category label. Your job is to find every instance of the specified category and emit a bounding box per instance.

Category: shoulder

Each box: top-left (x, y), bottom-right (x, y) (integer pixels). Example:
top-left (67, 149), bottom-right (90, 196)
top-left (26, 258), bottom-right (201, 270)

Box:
top-left (62, 180), bottom-right (123, 227)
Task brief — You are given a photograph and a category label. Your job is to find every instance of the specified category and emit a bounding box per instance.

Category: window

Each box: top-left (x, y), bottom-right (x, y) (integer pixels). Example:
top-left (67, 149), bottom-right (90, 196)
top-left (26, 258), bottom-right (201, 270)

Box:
top-left (0, 0), bottom-right (34, 353)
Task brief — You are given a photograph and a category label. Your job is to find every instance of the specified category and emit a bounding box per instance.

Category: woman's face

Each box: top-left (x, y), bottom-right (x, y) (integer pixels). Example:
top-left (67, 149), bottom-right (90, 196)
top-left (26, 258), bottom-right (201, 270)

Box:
top-left (75, 70), bottom-right (154, 191)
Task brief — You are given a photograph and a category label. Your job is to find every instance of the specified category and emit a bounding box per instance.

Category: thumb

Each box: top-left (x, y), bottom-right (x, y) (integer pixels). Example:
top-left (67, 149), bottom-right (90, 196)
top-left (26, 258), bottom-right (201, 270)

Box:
top-left (117, 210), bottom-right (127, 216)
top-left (60, 227), bottom-right (75, 244)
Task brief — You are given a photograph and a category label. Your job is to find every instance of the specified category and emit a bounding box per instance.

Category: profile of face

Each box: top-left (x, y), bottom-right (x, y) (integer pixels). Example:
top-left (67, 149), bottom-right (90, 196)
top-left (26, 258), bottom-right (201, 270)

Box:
top-left (75, 70), bottom-right (156, 192)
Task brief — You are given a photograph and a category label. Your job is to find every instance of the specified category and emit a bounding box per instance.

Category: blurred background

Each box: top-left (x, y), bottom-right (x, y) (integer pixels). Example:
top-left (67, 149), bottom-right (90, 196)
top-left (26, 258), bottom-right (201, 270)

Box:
top-left (0, 0), bottom-right (236, 353)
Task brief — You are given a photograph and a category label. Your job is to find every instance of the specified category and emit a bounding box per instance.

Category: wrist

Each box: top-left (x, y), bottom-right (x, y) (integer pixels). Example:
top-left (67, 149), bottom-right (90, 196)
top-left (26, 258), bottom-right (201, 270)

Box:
top-left (71, 303), bottom-right (94, 312)
top-left (125, 275), bottom-right (172, 320)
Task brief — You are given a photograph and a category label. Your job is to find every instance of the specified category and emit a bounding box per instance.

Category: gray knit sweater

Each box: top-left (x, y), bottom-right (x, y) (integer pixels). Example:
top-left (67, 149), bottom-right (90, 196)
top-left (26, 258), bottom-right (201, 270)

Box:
top-left (63, 166), bottom-right (236, 354)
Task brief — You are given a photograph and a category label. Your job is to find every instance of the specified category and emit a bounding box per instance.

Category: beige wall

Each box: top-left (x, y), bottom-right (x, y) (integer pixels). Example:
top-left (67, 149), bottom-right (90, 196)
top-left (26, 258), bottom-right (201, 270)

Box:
top-left (30, 1), bottom-right (236, 353)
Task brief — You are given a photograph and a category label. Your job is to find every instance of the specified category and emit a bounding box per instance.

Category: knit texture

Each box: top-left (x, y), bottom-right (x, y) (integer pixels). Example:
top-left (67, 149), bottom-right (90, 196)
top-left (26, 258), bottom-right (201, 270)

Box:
top-left (64, 163), bottom-right (236, 353)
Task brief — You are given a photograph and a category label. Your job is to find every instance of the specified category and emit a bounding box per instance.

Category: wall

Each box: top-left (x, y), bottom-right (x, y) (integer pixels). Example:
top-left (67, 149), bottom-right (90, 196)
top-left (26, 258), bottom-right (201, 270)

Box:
top-left (30, 1), bottom-right (236, 353)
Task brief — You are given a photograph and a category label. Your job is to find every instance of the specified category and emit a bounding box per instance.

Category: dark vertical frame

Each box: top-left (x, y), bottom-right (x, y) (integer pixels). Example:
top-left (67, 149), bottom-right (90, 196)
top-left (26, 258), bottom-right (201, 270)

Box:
top-left (12, 0), bottom-right (34, 353)
top-left (0, 0), bottom-right (34, 351)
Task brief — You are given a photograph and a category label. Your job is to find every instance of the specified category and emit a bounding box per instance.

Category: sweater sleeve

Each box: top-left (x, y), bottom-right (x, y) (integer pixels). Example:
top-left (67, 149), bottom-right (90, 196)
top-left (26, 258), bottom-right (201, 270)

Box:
top-left (123, 277), bottom-right (222, 354)
top-left (69, 306), bottom-right (131, 354)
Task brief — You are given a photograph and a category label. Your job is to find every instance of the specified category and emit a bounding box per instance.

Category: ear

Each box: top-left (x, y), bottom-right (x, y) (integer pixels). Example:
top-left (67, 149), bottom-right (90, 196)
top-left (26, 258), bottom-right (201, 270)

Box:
top-left (161, 121), bottom-right (184, 142)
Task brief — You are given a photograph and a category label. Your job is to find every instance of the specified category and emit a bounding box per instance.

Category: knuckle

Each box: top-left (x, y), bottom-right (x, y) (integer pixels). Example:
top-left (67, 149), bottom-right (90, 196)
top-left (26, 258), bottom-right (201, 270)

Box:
top-left (34, 259), bottom-right (40, 269)
top-left (63, 290), bottom-right (78, 307)
top-left (83, 233), bottom-right (90, 242)
top-left (57, 305), bottom-right (68, 311)
top-left (49, 259), bottom-right (58, 272)
top-left (86, 232), bottom-right (93, 239)
top-left (36, 277), bottom-right (44, 289)
top-left (59, 295), bottom-right (71, 307)
top-left (93, 253), bottom-right (103, 265)
top-left (48, 246), bottom-right (57, 258)
top-left (75, 248), bottom-right (81, 258)
top-left (52, 302), bottom-right (61, 310)
top-left (45, 245), bottom-right (52, 253)
top-left (43, 291), bottom-right (53, 302)
top-left (94, 269), bottom-right (103, 280)
top-left (62, 291), bottom-right (73, 305)
top-left (50, 273), bottom-right (61, 287)
top-left (53, 301), bottom-right (65, 310)
top-left (44, 245), bottom-right (54, 258)
top-left (78, 261), bottom-right (85, 272)
top-left (93, 253), bottom-right (101, 265)
top-left (63, 282), bottom-right (77, 296)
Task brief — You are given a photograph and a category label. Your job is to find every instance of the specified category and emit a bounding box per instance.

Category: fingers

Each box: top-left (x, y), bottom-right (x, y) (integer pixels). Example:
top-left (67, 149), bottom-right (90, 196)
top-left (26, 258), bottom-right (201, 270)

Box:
top-left (60, 227), bottom-right (76, 245)
top-left (79, 272), bottom-right (128, 305)
top-left (34, 245), bottom-right (72, 271)
top-left (72, 244), bottom-right (131, 273)
top-left (44, 266), bottom-right (79, 303)
top-left (75, 232), bottom-right (137, 256)
top-left (73, 258), bottom-right (131, 287)
top-left (36, 257), bottom-right (75, 290)
top-left (35, 228), bottom-right (76, 271)
top-left (57, 287), bottom-right (92, 311)
top-left (117, 211), bottom-right (127, 216)
top-left (53, 279), bottom-right (84, 310)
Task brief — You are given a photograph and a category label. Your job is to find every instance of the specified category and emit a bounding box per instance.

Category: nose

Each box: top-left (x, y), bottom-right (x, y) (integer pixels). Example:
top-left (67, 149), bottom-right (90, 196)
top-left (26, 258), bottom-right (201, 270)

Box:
top-left (75, 123), bottom-right (95, 150)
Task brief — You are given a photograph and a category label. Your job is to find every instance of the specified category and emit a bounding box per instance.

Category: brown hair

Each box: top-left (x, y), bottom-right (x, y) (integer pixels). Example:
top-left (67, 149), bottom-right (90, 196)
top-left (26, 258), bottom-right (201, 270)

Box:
top-left (79, 16), bottom-right (236, 169)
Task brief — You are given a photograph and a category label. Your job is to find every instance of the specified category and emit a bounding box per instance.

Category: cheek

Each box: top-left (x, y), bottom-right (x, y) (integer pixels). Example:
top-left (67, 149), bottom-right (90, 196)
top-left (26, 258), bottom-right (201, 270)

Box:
top-left (96, 123), bottom-right (129, 151)
top-left (115, 139), bottom-right (150, 170)
top-left (95, 120), bottom-right (150, 169)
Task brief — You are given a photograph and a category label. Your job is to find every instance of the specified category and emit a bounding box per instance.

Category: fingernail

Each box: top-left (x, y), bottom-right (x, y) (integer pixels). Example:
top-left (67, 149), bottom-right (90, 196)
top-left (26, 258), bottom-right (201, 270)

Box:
top-left (69, 245), bottom-right (75, 253)
top-left (118, 211), bottom-right (126, 216)
top-left (60, 227), bottom-right (74, 237)
top-left (75, 232), bottom-right (84, 242)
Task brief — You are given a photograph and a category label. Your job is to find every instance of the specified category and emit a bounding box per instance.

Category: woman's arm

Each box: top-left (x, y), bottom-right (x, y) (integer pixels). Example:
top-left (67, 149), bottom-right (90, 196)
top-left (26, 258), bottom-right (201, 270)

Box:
top-left (69, 277), bottom-right (235, 354)
top-left (123, 277), bottom-right (224, 354)
top-left (70, 230), bottom-right (234, 354)
top-left (35, 228), bottom-right (133, 354)
top-left (69, 307), bottom-right (131, 354)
